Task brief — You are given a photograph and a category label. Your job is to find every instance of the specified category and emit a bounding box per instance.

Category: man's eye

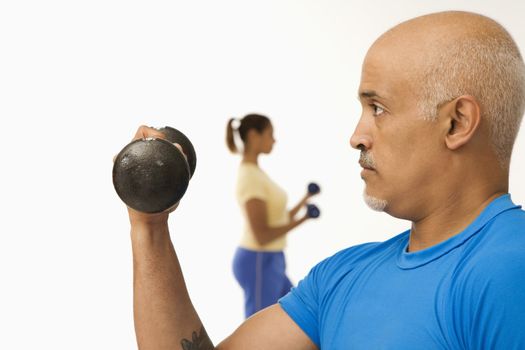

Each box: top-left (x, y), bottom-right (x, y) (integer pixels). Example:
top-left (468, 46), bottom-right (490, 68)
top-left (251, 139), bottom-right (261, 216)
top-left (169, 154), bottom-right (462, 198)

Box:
top-left (372, 104), bottom-right (385, 116)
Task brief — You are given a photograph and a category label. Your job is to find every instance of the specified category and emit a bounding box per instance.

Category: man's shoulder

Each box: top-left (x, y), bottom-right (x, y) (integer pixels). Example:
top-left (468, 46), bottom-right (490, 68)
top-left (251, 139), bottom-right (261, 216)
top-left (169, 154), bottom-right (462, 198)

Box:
top-left (455, 208), bottom-right (525, 288)
top-left (493, 207), bottom-right (525, 244)
top-left (489, 203), bottom-right (525, 232)
top-left (445, 202), bottom-right (525, 347)
top-left (468, 205), bottom-right (525, 258)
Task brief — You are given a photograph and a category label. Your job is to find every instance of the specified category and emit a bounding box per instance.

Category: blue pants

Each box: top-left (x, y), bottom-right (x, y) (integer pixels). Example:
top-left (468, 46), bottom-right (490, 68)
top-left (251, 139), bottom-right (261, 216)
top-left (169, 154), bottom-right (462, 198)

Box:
top-left (232, 247), bottom-right (293, 318)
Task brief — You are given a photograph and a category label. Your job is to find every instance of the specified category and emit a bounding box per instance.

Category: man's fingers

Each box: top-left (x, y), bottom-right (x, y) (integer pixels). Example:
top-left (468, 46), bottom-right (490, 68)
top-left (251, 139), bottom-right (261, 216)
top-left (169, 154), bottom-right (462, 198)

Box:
top-left (133, 125), bottom-right (166, 141)
top-left (113, 126), bottom-right (163, 163)
top-left (118, 127), bottom-right (188, 166)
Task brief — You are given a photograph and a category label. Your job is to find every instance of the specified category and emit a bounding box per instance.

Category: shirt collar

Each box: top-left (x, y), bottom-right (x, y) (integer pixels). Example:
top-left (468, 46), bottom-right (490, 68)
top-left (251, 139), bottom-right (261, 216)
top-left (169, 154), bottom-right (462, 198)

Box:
top-left (397, 194), bottom-right (521, 270)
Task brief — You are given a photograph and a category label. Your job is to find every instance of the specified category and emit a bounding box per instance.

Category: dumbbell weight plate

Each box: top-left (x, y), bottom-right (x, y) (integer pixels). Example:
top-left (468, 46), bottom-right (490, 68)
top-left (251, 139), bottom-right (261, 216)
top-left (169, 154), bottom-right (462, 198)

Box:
top-left (307, 204), bottom-right (321, 218)
top-left (308, 182), bottom-right (320, 195)
top-left (157, 127), bottom-right (197, 178)
top-left (112, 138), bottom-right (190, 213)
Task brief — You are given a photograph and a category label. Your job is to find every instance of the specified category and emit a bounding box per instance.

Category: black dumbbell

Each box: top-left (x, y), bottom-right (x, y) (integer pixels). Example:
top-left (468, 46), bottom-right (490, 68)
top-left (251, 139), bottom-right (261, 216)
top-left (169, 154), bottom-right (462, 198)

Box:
top-left (308, 182), bottom-right (321, 195)
top-left (112, 127), bottom-right (197, 213)
top-left (157, 127), bottom-right (197, 176)
top-left (307, 204), bottom-right (320, 218)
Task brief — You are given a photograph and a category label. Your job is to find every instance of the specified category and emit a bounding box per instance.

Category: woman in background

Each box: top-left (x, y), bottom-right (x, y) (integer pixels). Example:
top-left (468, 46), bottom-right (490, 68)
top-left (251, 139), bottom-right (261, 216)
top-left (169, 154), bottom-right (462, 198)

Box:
top-left (226, 113), bottom-right (318, 318)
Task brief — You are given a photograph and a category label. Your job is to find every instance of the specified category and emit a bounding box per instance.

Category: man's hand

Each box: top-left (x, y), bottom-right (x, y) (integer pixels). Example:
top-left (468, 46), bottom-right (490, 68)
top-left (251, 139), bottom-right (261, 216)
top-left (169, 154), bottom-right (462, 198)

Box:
top-left (121, 125), bottom-right (184, 226)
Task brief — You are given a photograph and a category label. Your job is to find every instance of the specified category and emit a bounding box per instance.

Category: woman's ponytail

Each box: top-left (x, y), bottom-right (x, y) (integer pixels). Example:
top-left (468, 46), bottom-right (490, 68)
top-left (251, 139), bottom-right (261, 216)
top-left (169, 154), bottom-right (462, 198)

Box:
top-left (226, 118), bottom-right (238, 153)
top-left (226, 114), bottom-right (270, 154)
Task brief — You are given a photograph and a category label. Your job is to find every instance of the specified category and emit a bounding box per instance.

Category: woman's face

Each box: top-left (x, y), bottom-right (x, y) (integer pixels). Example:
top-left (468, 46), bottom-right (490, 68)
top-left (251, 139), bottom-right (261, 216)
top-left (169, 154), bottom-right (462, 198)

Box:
top-left (259, 124), bottom-right (276, 154)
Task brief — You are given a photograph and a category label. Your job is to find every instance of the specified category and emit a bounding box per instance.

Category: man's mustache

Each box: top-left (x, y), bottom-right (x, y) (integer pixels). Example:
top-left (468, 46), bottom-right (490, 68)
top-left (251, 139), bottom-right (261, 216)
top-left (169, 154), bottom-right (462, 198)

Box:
top-left (359, 151), bottom-right (376, 169)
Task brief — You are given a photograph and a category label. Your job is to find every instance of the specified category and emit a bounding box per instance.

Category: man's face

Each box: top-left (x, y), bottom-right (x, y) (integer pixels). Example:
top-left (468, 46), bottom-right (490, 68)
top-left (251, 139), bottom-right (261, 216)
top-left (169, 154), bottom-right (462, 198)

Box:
top-left (350, 44), bottom-right (446, 219)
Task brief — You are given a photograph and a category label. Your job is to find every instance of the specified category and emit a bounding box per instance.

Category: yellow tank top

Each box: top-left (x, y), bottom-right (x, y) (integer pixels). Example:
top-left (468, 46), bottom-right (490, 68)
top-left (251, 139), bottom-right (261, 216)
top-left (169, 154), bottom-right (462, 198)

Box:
top-left (235, 163), bottom-right (289, 251)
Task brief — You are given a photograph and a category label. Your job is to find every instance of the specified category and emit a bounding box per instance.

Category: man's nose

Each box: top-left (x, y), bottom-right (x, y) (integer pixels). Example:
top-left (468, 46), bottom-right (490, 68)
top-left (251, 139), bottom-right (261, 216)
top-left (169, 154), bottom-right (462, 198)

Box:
top-left (350, 117), bottom-right (373, 150)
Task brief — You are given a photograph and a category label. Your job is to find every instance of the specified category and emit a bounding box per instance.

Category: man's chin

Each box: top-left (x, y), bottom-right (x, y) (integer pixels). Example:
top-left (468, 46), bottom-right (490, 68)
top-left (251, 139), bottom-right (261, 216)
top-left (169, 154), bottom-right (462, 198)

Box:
top-left (363, 191), bottom-right (388, 212)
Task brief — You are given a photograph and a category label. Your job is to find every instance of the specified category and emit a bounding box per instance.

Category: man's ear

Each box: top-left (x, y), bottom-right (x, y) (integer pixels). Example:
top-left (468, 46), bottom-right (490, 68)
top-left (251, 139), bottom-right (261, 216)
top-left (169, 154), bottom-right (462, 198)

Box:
top-left (444, 95), bottom-right (482, 150)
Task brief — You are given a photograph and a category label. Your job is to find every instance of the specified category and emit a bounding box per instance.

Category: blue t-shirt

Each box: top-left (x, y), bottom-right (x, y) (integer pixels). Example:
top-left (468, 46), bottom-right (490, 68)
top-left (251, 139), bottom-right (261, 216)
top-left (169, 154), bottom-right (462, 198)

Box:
top-left (279, 194), bottom-right (525, 349)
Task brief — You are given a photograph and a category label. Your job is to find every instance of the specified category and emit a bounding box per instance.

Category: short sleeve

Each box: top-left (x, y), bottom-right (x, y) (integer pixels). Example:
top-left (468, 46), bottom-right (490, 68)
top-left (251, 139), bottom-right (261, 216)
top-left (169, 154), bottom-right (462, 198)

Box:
top-left (279, 263), bottom-right (322, 347)
top-left (278, 243), bottom-right (379, 348)
top-left (237, 167), bottom-right (267, 203)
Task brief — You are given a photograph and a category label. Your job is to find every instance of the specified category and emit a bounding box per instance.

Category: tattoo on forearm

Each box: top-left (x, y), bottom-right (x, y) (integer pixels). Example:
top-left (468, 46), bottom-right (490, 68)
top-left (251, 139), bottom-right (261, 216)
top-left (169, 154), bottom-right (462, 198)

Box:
top-left (180, 326), bottom-right (214, 350)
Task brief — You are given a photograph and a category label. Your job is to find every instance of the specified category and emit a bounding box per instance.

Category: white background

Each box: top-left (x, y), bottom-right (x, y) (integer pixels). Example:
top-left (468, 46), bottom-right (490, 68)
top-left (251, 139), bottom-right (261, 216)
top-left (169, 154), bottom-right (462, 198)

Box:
top-left (1, 0), bottom-right (524, 348)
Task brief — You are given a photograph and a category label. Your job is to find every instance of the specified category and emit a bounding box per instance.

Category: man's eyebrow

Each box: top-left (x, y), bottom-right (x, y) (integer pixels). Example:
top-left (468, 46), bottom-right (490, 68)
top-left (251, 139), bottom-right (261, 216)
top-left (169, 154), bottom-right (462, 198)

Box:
top-left (359, 90), bottom-right (384, 99)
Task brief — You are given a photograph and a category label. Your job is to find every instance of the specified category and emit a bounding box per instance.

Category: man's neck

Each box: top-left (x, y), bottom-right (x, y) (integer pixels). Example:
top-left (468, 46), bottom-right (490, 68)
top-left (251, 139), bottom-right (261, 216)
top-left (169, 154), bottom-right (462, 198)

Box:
top-left (407, 190), bottom-right (507, 252)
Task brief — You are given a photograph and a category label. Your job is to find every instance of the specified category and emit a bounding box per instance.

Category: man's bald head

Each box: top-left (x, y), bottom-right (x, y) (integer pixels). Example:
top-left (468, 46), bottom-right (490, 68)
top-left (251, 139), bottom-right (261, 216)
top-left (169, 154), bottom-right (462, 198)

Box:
top-left (366, 11), bottom-right (525, 167)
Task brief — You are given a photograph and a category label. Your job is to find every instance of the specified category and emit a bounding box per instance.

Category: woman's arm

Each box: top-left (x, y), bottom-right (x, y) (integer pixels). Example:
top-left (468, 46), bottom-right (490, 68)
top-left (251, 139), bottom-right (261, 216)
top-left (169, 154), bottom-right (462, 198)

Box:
top-left (288, 193), bottom-right (312, 219)
top-left (245, 199), bottom-right (309, 246)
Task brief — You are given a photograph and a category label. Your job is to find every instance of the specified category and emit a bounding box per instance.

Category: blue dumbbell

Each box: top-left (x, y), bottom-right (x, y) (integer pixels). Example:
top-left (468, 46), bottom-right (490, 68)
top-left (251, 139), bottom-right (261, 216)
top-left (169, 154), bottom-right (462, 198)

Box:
top-left (307, 204), bottom-right (321, 218)
top-left (308, 182), bottom-right (321, 195)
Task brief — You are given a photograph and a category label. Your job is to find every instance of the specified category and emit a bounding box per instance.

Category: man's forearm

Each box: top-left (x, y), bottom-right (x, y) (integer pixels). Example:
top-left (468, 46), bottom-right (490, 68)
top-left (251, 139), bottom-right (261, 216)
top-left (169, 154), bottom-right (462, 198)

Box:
top-left (131, 222), bottom-right (215, 350)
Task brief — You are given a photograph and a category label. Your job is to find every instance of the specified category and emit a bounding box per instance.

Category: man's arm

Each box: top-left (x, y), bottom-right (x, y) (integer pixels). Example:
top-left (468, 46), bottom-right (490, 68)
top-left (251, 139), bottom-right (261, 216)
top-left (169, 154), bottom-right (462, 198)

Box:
top-left (130, 210), bottom-right (316, 350)
top-left (130, 211), bottom-right (212, 350)
top-left (217, 305), bottom-right (317, 350)
top-left (127, 126), bottom-right (317, 350)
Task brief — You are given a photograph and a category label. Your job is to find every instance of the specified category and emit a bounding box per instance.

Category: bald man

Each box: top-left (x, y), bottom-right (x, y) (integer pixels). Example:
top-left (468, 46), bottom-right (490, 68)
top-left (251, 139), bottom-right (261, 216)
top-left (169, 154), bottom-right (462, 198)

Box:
top-left (126, 11), bottom-right (525, 349)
